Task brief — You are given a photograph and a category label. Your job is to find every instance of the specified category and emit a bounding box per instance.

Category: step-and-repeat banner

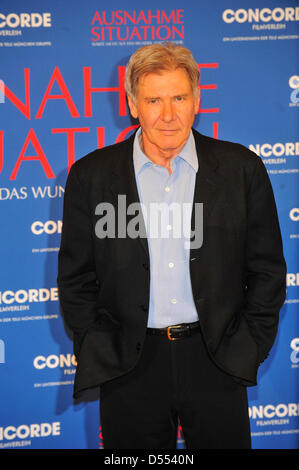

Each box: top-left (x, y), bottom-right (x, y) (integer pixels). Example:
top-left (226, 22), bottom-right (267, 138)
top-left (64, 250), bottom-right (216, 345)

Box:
top-left (0, 0), bottom-right (298, 450)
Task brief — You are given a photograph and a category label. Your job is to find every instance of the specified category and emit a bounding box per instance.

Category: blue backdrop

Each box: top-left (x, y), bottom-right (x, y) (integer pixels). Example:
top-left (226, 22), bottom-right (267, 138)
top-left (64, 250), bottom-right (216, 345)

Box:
top-left (0, 0), bottom-right (298, 449)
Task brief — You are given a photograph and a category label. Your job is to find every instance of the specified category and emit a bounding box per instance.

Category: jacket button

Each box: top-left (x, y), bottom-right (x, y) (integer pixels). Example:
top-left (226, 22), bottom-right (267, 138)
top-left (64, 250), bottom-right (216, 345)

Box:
top-left (142, 263), bottom-right (149, 271)
top-left (140, 304), bottom-right (148, 312)
top-left (136, 342), bottom-right (141, 352)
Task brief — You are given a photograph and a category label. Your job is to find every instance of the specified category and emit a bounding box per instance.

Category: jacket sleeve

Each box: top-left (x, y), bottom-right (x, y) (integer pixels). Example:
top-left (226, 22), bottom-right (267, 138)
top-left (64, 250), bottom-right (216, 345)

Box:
top-left (243, 155), bottom-right (286, 364)
top-left (57, 163), bottom-right (99, 359)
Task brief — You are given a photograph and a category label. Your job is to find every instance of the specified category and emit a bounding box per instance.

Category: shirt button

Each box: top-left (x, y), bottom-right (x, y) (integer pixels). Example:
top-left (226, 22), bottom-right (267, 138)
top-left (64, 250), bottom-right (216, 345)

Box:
top-left (168, 262), bottom-right (174, 268)
top-left (166, 225), bottom-right (172, 231)
top-left (165, 186), bottom-right (170, 192)
top-left (171, 298), bottom-right (177, 304)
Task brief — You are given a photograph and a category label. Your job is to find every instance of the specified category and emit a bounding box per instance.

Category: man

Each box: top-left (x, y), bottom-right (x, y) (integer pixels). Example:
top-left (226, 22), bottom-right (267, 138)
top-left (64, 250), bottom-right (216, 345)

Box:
top-left (57, 43), bottom-right (286, 449)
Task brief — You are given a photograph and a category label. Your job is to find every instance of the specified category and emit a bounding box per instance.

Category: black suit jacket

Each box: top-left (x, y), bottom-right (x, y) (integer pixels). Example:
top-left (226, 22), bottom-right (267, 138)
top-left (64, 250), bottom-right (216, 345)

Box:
top-left (57, 129), bottom-right (286, 398)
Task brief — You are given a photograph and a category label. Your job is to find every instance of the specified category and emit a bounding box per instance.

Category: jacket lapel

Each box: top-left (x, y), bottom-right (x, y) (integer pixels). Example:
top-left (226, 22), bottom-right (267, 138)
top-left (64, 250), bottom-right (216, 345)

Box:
top-left (190, 129), bottom-right (221, 258)
top-left (109, 131), bottom-right (149, 258)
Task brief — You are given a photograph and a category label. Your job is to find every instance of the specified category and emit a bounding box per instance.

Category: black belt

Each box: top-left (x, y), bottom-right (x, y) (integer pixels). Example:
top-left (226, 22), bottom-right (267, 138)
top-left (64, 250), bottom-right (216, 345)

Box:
top-left (147, 321), bottom-right (200, 341)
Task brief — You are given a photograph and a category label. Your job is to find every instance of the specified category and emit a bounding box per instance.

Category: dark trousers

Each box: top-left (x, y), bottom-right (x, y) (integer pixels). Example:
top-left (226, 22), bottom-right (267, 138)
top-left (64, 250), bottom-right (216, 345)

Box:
top-left (99, 327), bottom-right (251, 449)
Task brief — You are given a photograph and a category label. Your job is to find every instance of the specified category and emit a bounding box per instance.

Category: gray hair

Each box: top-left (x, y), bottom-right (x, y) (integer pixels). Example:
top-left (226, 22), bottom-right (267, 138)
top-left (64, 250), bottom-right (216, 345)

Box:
top-left (125, 42), bottom-right (200, 102)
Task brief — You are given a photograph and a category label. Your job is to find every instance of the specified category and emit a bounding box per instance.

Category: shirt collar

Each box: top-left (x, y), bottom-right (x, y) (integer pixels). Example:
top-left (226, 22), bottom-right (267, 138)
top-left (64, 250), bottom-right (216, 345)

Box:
top-left (133, 127), bottom-right (199, 175)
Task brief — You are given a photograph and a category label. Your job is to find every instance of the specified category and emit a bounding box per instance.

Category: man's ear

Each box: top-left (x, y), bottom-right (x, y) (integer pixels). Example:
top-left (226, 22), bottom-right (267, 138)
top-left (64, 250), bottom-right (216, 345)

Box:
top-left (127, 95), bottom-right (138, 119)
top-left (194, 87), bottom-right (200, 115)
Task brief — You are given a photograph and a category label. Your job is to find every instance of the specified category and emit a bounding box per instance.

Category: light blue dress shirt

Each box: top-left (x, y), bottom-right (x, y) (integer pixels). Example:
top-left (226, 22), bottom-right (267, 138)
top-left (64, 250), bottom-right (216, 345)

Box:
top-left (133, 127), bottom-right (199, 328)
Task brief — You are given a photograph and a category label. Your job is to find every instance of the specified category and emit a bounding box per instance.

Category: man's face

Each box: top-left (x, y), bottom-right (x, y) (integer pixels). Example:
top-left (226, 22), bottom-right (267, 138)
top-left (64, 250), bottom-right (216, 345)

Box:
top-left (128, 68), bottom-right (199, 161)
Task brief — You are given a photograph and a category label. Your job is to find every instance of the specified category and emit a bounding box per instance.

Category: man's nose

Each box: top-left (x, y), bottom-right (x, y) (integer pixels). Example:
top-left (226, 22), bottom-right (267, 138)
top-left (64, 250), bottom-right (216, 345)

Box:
top-left (160, 101), bottom-right (176, 122)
